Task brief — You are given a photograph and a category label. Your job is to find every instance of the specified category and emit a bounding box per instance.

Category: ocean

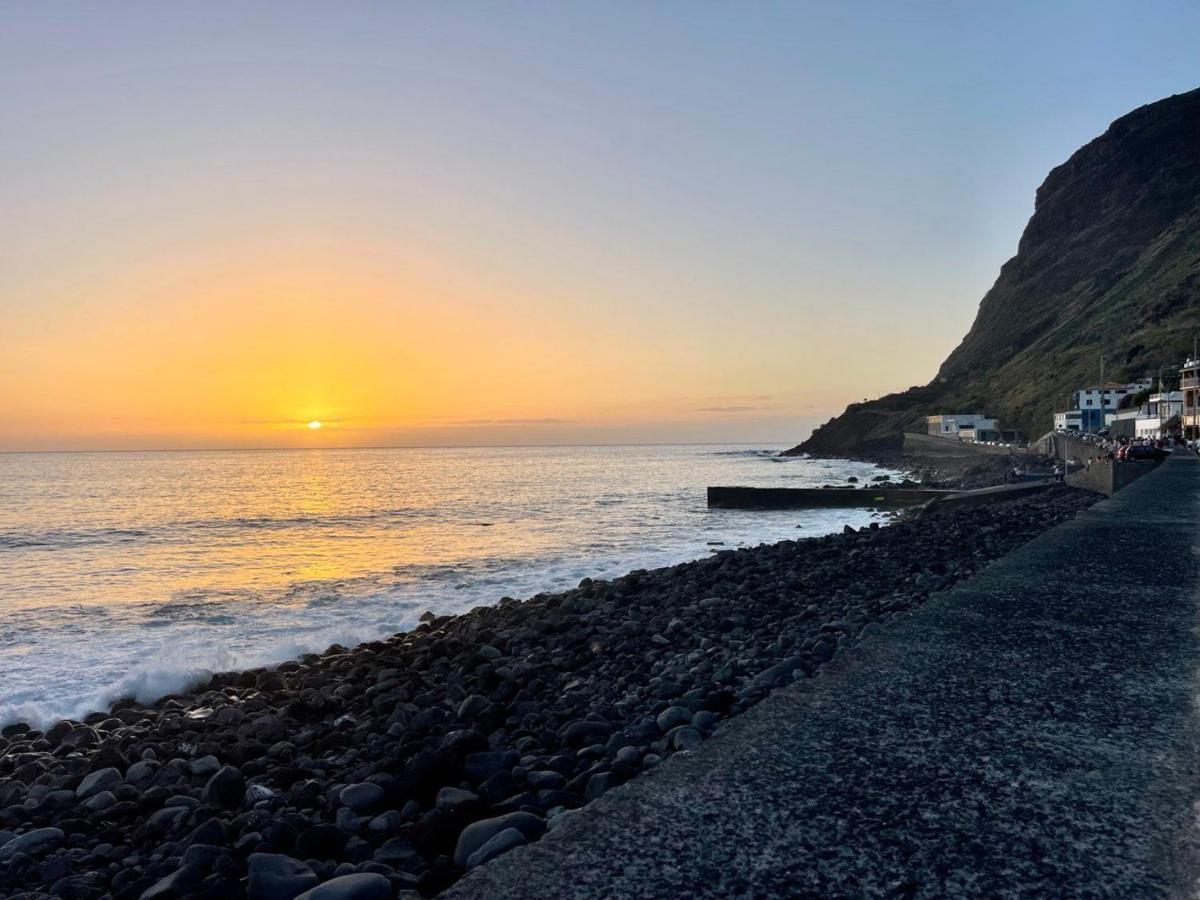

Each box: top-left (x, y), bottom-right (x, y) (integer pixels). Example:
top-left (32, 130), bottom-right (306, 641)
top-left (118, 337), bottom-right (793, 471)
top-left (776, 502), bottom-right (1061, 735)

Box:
top-left (0, 444), bottom-right (895, 726)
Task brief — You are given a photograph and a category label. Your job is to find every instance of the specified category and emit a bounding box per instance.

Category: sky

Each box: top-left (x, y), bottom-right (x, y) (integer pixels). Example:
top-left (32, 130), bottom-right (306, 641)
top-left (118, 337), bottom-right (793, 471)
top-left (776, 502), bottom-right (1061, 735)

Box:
top-left (2, 2), bottom-right (1199, 451)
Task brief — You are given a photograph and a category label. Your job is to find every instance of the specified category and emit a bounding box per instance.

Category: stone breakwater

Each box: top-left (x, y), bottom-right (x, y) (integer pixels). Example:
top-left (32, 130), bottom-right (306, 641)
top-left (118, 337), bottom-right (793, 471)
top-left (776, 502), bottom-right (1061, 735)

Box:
top-left (0, 486), bottom-right (1096, 900)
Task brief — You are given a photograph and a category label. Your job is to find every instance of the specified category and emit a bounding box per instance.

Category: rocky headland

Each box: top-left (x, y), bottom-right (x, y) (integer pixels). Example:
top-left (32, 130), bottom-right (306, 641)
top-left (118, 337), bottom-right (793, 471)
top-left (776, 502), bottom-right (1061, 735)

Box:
top-left (0, 485), bottom-right (1096, 899)
top-left (794, 86), bottom-right (1200, 459)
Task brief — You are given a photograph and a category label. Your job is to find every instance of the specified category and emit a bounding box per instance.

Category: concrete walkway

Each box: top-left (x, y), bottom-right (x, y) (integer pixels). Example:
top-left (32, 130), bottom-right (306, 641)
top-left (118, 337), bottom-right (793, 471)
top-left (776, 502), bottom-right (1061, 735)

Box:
top-left (447, 453), bottom-right (1200, 899)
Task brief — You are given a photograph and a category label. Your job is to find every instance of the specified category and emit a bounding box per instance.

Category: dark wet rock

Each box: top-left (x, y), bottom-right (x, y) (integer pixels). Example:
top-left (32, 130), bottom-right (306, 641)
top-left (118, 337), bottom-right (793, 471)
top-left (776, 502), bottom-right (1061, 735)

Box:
top-left (247, 852), bottom-right (319, 900)
top-left (126, 760), bottom-right (159, 784)
top-left (456, 694), bottom-right (491, 720)
top-left (454, 812), bottom-right (544, 867)
top-left (613, 747), bottom-right (642, 770)
top-left (75, 767), bottom-right (122, 800)
top-left (526, 770), bottom-right (565, 790)
top-left (258, 671), bottom-right (288, 692)
top-left (210, 705), bottom-right (244, 726)
top-left (185, 816), bottom-right (227, 847)
top-left (585, 771), bottom-right (618, 801)
top-left (367, 810), bottom-right (403, 835)
top-left (296, 823), bottom-right (346, 860)
top-left (203, 765), bottom-right (245, 808)
top-left (82, 789), bottom-right (118, 812)
top-left (692, 710), bottom-right (716, 731)
top-left (295, 872), bottom-right (392, 900)
top-left (146, 805), bottom-right (190, 832)
top-left (463, 751), bottom-right (508, 783)
top-left (188, 754), bottom-right (221, 777)
top-left (435, 786), bottom-right (480, 813)
top-left (466, 826), bottom-right (525, 869)
top-left (92, 741), bottom-right (130, 772)
top-left (0, 827), bottom-right (64, 861)
top-left (140, 867), bottom-right (198, 899)
top-left (655, 706), bottom-right (692, 733)
top-left (44, 720), bottom-right (73, 747)
top-left (338, 782), bottom-right (384, 813)
top-left (667, 726), bottom-right (704, 751)
top-left (372, 835), bottom-right (422, 869)
top-left (752, 656), bottom-right (808, 688)
top-left (59, 726), bottom-right (99, 752)
top-left (39, 854), bottom-right (70, 882)
top-left (560, 720), bottom-right (611, 747)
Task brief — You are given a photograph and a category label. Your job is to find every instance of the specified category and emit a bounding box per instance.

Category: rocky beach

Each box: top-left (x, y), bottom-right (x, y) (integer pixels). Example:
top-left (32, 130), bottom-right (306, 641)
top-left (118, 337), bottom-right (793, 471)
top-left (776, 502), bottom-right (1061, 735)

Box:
top-left (0, 484), bottom-right (1097, 899)
top-left (3, 9), bottom-right (1196, 897)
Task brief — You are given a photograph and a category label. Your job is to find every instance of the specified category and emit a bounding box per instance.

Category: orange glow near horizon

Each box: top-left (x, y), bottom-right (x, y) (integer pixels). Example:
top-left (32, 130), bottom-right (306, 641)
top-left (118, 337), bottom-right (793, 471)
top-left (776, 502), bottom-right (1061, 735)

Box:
top-left (9, 4), bottom-right (1194, 452)
top-left (2, 232), bottom-right (905, 451)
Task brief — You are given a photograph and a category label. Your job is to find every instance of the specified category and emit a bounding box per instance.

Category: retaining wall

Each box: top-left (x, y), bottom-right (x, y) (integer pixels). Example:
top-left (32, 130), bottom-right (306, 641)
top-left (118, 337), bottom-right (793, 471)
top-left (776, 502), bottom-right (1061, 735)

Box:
top-left (1066, 458), bottom-right (1160, 496)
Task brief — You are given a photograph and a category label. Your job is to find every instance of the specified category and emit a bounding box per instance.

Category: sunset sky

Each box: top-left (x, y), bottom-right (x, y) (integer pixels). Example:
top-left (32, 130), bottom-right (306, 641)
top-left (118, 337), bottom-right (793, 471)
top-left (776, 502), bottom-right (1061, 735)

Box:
top-left (3, 2), bottom-right (1199, 451)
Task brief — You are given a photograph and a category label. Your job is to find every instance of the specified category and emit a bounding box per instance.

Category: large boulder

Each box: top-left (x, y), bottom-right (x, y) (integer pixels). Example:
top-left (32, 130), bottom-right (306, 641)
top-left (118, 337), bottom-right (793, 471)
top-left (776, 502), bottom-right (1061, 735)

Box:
top-left (138, 846), bottom-right (222, 899)
top-left (125, 760), bottom-right (159, 784)
top-left (295, 873), bottom-right (392, 900)
top-left (559, 720), bottom-right (611, 748)
top-left (247, 853), bottom-right (319, 900)
top-left (453, 812), bottom-right (544, 867)
top-left (75, 767), bottom-right (122, 799)
top-left (338, 782), bottom-right (384, 813)
top-left (188, 755), bottom-right (221, 777)
top-left (466, 826), bottom-right (525, 869)
top-left (0, 827), bottom-right (64, 862)
top-left (203, 765), bottom-right (246, 808)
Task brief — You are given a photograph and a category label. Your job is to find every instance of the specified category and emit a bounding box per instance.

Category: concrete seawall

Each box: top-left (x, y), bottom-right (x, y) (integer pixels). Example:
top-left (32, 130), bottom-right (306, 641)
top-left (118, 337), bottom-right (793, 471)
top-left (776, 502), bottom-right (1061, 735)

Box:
top-left (448, 453), bottom-right (1200, 898)
top-left (1066, 457), bottom-right (1160, 495)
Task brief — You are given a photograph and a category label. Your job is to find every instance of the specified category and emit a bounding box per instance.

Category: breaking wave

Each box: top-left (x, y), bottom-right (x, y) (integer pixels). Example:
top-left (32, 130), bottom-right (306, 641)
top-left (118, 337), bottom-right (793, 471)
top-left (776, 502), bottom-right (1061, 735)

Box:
top-left (0, 444), bottom-right (899, 727)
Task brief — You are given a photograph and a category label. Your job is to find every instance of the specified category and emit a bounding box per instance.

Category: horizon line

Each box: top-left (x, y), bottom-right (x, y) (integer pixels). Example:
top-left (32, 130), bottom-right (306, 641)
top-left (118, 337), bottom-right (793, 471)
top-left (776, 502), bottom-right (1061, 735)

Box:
top-left (0, 439), bottom-right (802, 456)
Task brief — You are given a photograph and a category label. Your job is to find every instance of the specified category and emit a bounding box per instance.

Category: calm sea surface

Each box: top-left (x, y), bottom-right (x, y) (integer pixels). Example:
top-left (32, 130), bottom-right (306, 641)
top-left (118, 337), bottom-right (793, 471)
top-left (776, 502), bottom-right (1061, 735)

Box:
top-left (0, 445), bottom-right (895, 725)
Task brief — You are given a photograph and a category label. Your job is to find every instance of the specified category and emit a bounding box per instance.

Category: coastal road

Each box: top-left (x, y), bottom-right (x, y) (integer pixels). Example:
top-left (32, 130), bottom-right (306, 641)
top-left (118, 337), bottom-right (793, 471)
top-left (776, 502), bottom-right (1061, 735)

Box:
top-left (446, 452), bottom-right (1200, 898)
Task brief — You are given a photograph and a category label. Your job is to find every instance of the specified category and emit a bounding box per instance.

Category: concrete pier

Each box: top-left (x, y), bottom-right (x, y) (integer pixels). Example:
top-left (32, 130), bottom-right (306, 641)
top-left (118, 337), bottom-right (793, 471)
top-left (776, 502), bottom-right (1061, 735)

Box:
top-left (707, 480), bottom-right (1054, 510)
top-left (449, 453), bottom-right (1200, 898)
top-left (706, 485), bottom-right (953, 508)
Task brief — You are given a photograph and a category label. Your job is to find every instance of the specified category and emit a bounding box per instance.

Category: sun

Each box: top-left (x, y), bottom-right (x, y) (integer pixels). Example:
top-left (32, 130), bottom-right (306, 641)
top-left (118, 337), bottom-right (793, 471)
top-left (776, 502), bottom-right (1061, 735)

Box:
top-left (307, 420), bottom-right (322, 430)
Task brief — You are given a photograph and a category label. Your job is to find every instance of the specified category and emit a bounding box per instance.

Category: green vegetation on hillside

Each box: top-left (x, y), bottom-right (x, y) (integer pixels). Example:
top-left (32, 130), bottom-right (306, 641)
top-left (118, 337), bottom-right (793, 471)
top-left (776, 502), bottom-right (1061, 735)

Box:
top-left (796, 87), bottom-right (1200, 455)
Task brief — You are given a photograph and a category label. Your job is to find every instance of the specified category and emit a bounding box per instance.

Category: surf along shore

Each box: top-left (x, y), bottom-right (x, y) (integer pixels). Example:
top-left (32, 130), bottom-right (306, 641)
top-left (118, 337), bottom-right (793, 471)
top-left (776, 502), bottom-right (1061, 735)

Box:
top-left (0, 481), bottom-right (1096, 898)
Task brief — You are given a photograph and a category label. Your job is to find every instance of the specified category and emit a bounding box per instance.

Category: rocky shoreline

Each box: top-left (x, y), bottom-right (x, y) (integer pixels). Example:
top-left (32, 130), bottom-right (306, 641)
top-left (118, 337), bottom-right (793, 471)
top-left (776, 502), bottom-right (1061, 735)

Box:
top-left (0, 486), bottom-right (1097, 900)
top-left (805, 446), bottom-right (1040, 490)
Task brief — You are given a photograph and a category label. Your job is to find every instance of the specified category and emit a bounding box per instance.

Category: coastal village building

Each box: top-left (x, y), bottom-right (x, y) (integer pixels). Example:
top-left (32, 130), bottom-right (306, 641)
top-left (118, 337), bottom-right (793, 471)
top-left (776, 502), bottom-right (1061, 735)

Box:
top-left (1183, 358), bottom-right (1200, 439)
top-left (1053, 409), bottom-right (1084, 432)
top-left (926, 414), bottom-right (998, 439)
top-left (1054, 380), bottom-right (1153, 433)
top-left (1104, 390), bottom-right (1183, 439)
top-left (925, 414), bottom-right (1021, 443)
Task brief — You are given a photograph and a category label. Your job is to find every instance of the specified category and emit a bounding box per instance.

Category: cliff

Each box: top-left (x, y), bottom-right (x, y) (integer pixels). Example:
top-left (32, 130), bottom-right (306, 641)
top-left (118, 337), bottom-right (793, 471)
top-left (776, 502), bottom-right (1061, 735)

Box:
top-left (794, 87), bottom-right (1200, 456)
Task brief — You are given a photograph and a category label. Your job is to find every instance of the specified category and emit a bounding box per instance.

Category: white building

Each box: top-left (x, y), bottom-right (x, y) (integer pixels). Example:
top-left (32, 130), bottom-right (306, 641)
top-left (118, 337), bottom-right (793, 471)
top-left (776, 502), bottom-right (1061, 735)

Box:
top-left (1056, 380), bottom-right (1153, 432)
top-left (926, 414), bottom-right (998, 440)
top-left (1135, 392), bottom-right (1181, 438)
top-left (1053, 409), bottom-right (1084, 432)
top-left (1101, 390), bottom-right (1182, 438)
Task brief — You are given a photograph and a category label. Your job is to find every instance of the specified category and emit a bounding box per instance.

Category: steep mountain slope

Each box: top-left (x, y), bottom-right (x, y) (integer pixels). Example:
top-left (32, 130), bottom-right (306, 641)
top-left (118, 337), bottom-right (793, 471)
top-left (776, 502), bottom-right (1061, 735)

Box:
top-left (795, 87), bottom-right (1200, 456)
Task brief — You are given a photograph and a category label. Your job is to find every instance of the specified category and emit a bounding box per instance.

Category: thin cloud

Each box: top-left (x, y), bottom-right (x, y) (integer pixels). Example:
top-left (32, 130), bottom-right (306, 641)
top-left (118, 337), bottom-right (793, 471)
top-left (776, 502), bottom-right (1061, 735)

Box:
top-left (447, 417), bottom-right (568, 426)
top-left (694, 405), bottom-right (772, 413)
